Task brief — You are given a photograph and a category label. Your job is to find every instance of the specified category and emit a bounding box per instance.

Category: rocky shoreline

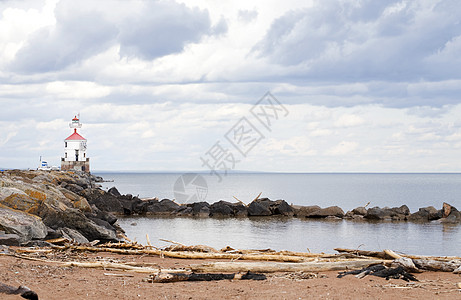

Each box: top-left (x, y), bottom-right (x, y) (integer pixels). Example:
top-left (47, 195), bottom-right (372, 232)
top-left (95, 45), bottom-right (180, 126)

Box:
top-left (0, 170), bottom-right (459, 247)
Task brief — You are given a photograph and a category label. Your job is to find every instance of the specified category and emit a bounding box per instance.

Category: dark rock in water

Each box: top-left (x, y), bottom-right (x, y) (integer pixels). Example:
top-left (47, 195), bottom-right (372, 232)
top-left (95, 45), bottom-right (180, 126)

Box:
top-left (351, 206), bottom-right (367, 216)
top-left (210, 201), bottom-right (234, 217)
top-left (273, 200), bottom-right (294, 216)
top-left (187, 202), bottom-right (210, 217)
top-left (391, 205), bottom-right (410, 216)
top-left (248, 198), bottom-right (293, 216)
top-left (365, 205), bottom-right (410, 220)
top-left (83, 188), bottom-right (124, 213)
top-left (0, 232), bottom-right (21, 246)
top-left (441, 203), bottom-right (460, 223)
top-left (409, 206), bottom-right (440, 222)
top-left (306, 206), bottom-right (344, 218)
top-left (175, 206), bottom-right (193, 216)
top-left (108, 187), bottom-right (121, 197)
top-left (248, 200), bottom-right (271, 216)
top-left (292, 205), bottom-right (321, 217)
top-left (146, 199), bottom-right (180, 215)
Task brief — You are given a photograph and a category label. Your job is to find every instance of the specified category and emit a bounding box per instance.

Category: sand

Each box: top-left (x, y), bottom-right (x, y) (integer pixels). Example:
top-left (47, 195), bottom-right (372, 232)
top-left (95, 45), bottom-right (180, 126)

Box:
top-left (1, 250), bottom-right (460, 300)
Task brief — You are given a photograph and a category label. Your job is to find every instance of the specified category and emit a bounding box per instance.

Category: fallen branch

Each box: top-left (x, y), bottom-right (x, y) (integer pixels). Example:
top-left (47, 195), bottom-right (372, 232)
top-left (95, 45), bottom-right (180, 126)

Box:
top-left (190, 259), bottom-right (389, 273)
top-left (147, 271), bottom-right (266, 283)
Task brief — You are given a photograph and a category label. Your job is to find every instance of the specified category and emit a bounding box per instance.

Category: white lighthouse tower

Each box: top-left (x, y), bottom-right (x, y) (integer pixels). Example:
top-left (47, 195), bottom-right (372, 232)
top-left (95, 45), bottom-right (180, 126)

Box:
top-left (61, 115), bottom-right (90, 173)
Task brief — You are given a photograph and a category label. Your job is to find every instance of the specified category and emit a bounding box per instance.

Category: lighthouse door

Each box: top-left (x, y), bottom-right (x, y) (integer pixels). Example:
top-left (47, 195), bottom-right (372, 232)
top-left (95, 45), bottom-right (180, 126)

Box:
top-left (75, 150), bottom-right (79, 161)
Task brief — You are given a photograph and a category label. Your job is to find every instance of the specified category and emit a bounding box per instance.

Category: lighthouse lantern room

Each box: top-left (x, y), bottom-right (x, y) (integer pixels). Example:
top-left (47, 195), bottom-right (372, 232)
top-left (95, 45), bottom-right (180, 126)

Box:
top-left (61, 115), bottom-right (90, 173)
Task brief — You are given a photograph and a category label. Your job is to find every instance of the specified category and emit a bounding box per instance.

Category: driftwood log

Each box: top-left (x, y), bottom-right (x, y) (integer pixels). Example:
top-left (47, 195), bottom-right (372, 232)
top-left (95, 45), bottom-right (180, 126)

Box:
top-left (148, 271), bottom-right (266, 283)
top-left (190, 259), bottom-right (389, 273)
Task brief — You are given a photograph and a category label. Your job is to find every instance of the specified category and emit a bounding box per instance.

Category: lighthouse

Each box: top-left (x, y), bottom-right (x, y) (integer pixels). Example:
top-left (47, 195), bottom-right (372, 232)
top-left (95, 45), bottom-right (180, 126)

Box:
top-left (61, 115), bottom-right (90, 173)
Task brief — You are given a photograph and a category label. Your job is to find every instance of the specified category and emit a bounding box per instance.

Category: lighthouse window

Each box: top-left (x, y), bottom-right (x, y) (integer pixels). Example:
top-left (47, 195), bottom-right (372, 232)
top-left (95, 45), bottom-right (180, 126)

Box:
top-left (84, 153), bottom-right (86, 158)
top-left (65, 142), bottom-right (67, 147)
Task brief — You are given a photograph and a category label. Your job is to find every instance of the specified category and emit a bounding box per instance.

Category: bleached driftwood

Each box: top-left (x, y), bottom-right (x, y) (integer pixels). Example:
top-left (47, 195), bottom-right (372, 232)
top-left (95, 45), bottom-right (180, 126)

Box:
top-left (190, 259), bottom-right (389, 273)
top-left (70, 246), bottom-right (307, 262)
top-left (60, 261), bottom-right (185, 274)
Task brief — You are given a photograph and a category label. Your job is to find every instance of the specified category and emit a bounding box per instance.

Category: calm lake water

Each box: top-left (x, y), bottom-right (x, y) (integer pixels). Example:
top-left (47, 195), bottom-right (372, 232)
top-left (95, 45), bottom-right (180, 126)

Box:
top-left (96, 172), bottom-right (461, 256)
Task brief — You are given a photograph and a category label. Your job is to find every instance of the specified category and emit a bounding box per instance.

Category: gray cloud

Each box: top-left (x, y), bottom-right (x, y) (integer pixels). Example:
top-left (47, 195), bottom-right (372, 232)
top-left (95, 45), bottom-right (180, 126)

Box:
top-left (11, 1), bottom-right (118, 73)
top-left (10, 0), bottom-right (226, 73)
top-left (118, 2), bottom-right (219, 60)
top-left (254, 0), bottom-right (461, 82)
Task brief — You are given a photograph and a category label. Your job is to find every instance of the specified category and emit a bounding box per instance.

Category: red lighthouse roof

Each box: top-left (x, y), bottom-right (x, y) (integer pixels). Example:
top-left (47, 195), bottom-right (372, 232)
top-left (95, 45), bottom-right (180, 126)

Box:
top-left (65, 129), bottom-right (86, 141)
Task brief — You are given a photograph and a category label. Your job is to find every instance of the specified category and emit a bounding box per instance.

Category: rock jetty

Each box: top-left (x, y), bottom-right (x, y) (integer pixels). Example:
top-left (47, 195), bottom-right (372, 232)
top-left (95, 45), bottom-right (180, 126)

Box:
top-left (0, 170), bottom-right (459, 246)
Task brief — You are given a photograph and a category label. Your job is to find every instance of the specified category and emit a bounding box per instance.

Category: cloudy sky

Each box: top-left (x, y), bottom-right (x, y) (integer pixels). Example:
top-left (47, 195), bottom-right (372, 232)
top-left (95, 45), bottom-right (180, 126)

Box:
top-left (1, 0), bottom-right (461, 172)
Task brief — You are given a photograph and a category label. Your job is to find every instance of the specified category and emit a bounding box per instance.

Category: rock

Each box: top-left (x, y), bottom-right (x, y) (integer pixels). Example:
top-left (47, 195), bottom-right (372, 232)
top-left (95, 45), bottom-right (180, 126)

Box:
top-left (351, 207), bottom-right (367, 216)
top-left (0, 187), bottom-right (27, 200)
top-left (306, 206), bottom-right (345, 218)
top-left (409, 206), bottom-right (439, 222)
top-left (365, 205), bottom-right (410, 220)
top-left (248, 200), bottom-right (271, 216)
top-left (83, 188), bottom-right (124, 213)
top-left (0, 193), bottom-right (38, 211)
top-left (0, 232), bottom-right (21, 246)
top-left (273, 200), bottom-right (294, 216)
top-left (210, 201), bottom-right (235, 217)
top-left (188, 202), bottom-right (210, 217)
top-left (36, 203), bottom-right (117, 242)
top-left (441, 203), bottom-right (459, 222)
top-left (59, 227), bottom-right (90, 244)
top-left (64, 183), bottom-right (84, 194)
top-left (391, 205), bottom-right (410, 216)
top-left (146, 199), bottom-right (180, 215)
top-left (292, 205), bottom-right (321, 217)
top-left (0, 205), bottom-right (47, 243)
top-left (22, 240), bottom-right (55, 247)
top-left (248, 198), bottom-right (293, 216)
top-left (108, 187), bottom-right (121, 197)
top-left (175, 206), bottom-right (193, 216)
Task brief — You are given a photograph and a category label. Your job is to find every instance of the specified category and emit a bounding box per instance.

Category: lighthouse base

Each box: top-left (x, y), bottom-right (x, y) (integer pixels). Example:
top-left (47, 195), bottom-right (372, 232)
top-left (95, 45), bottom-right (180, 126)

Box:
top-left (61, 158), bottom-right (90, 173)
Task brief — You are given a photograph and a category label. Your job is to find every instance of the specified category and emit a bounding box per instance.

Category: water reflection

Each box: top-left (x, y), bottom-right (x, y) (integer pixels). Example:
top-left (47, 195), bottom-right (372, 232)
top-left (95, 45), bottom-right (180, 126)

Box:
top-left (117, 216), bottom-right (460, 256)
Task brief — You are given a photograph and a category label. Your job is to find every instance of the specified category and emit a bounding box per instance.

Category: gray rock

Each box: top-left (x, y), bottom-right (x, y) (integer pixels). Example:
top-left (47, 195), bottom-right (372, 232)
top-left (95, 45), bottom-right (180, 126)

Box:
top-left (0, 233), bottom-right (21, 246)
top-left (248, 200), bottom-right (271, 216)
top-left (0, 206), bottom-right (47, 243)
top-left (293, 205), bottom-right (321, 217)
top-left (306, 206), bottom-right (345, 218)
top-left (409, 206), bottom-right (439, 222)
top-left (351, 206), bottom-right (367, 216)
top-left (59, 227), bottom-right (90, 244)
top-left (210, 201), bottom-right (235, 217)
top-left (146, 199), bottom-right (180, 215)
top-left (37, 204), bottom-right (117, 242)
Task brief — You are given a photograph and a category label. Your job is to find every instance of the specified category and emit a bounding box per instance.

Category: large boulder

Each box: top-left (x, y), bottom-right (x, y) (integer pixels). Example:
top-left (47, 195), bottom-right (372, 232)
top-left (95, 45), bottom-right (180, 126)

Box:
top-left (441, 203), bottom-right (460, 223)
top-left (248, 199), bottom-right (272, 216)
top-left (36, 203), bottom-right (117, 242)
top-left (0, 205), bottom-right (47, 243)
top-left (365, 205), bottom-right (410, 220)
top-left (248, 198), bottom-right (293, 216)
top-left (188, 202), bottom-right (210, 217)
top-left (146, 199), bottom-right (180, 215)
top-left (306, 206), bottom-right (345, 218)
top-left (292, 205), bottom-right (321, 217)
top-left (209, 201), bottom-right (248, 217)
top-left (210, 201), bottom-right (234, 217)
top-left (409, 206), bottom-right (440, 222)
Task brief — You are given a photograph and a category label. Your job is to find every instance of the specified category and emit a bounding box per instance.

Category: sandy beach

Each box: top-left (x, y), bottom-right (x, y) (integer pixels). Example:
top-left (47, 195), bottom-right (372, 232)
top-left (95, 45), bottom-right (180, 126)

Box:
top-left (1, 248), bottom-right (460, 300)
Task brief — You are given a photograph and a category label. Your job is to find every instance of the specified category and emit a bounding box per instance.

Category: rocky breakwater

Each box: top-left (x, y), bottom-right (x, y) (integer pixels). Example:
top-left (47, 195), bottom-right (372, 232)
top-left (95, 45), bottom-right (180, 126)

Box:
top-left (0, 170), bottom-right (141, 246)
